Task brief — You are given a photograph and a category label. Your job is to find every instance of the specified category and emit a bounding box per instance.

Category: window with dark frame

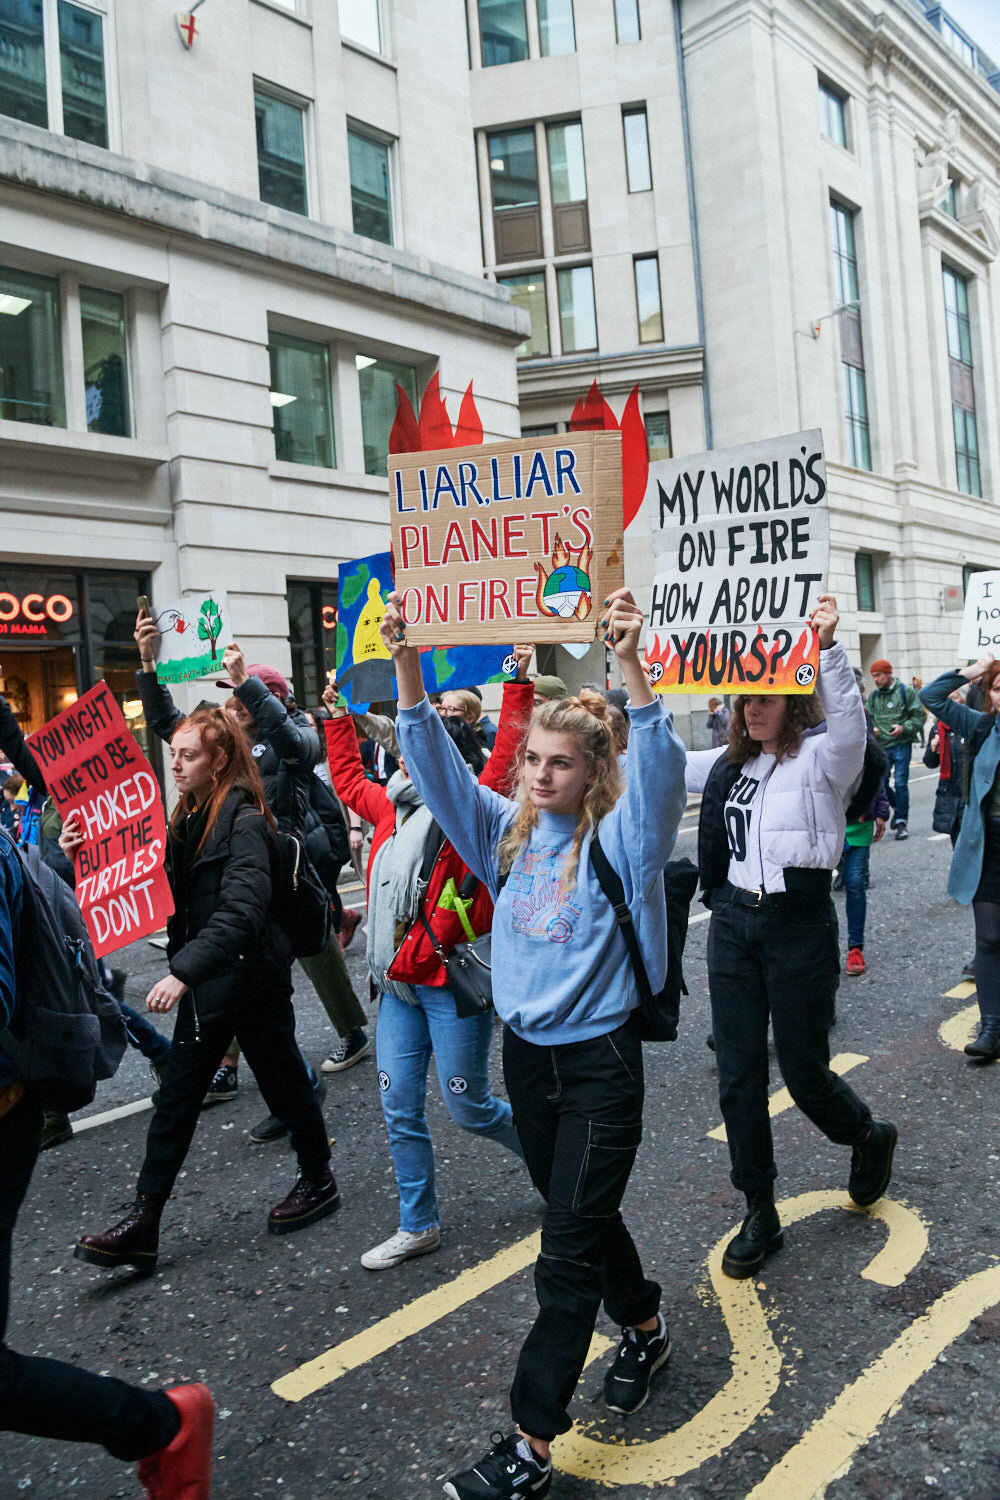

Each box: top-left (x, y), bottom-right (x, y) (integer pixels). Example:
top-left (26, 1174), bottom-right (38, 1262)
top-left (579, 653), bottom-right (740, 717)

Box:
top-left (348, 126), bottom-right (393, 245)
top-left (287, 580), bottom-right (340, 710)
top-left (81, 285), bottom-right (130, 436)
top-left (488, 126), bottom-right (542, 262)
top-left (0, 0), bottom-right (109, 146)
top-left (645, 410), bottom-right (671, 461)
top-left (0, 265), bottom-right (65, 427)
top-left (268, 331), bottom-right (336, 469)
top-left (830, 199), bottom-right (871, 471)
top-left (255, 87), bottom-right (308, 216)
top-left (497, 271), bottom-right (550, 358)
top-left (633, 255), bottom-right (662, 343)
top-left (943, 264), bottom-right (981, 498)
top-left (614, 0), bottom-right (640, 44)
top-left (478, 0), bottom-right (528, 65)
top-left (556, 264), bottom-right (597, 353)
top-left (546, 119), bottom-right (590, 255)
top-left (855, 553), bottom-right (876, 613)
top-left (622, 106), bottom-right (652, 192)
top-left (818, 79), bottom-right (847, 148)
top-left (357, 354), bottom-right (418, 476)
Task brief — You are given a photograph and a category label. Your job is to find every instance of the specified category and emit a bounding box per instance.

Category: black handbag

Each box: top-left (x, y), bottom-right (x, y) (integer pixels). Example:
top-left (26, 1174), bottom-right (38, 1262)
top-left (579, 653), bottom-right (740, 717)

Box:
top-left (932, 780), bottom-right (961, 836)
top-left (273, 832), bottom-right (332, 959)
top-left (418, 907), bottom-right (493, 1018)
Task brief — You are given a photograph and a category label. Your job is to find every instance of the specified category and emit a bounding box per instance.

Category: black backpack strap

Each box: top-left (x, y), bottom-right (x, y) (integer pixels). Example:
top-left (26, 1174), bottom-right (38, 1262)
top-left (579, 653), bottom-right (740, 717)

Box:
top-left (418, 822), bottom-right (447, 885)
top-left (589, 833), bottom-right (654, 1011)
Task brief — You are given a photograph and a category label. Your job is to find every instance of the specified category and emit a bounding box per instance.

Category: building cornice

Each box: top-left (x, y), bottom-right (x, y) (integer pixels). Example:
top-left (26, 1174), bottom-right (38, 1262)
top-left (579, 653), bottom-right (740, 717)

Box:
top-left (0, 120), bottom-right (529, 345)
top-left (515, 344), bottom-right (704, 404)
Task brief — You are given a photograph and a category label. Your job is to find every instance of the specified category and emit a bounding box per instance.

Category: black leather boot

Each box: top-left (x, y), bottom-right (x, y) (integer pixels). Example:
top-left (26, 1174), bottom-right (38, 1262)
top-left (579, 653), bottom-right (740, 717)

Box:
top-left (74, 1193), bottom-right (163, 1272)
top-left (722, 1191), bottom-right (783, 1279)
top-left (965, 1021), bottom-right (1000, 1060)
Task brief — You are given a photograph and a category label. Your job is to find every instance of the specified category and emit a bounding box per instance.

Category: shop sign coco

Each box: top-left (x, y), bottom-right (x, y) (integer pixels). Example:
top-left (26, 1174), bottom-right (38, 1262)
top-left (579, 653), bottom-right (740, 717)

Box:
top-left (0, 591), bottom-right (75, 636)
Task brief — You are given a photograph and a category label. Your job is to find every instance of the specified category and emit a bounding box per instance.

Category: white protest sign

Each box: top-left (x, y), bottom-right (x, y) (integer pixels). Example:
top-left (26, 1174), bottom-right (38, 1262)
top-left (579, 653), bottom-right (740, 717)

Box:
top-left (958, 571), bottom-right (1000, 659)
top-left (644, 430), bottom-right (830, 695)
top-left (153, 591), bottom-right (231, 684)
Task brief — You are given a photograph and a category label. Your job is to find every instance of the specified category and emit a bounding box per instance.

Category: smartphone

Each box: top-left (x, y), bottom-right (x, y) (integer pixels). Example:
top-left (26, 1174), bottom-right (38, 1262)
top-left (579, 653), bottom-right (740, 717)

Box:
top-left (136, 595), bottom-right (150, 618)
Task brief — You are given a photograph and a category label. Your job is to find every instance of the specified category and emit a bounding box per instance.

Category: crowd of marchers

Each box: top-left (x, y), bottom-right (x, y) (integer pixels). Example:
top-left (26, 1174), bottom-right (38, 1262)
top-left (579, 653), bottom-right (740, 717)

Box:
top-left (0, 594), bottom-right (995, 1500)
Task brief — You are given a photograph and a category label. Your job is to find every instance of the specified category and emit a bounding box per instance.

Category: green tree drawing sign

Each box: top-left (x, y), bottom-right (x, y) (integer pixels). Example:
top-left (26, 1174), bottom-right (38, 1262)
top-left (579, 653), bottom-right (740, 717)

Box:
top-left (154, 591), bottom-right (232, 684)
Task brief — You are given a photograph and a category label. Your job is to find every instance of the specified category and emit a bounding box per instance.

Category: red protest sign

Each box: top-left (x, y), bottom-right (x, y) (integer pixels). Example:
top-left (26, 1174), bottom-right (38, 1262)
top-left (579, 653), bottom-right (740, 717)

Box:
top-left (28, 683), bottom-right (174, 957)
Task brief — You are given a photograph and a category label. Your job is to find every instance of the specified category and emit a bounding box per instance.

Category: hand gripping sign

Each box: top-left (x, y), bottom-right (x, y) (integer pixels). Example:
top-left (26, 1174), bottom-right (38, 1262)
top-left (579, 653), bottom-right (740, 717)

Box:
top-left (644, 430), bottom-right (830, 695)
top-left (28, 684), bottom-right (174, 957)
top-left (389, 431), bottom-right (625, 646)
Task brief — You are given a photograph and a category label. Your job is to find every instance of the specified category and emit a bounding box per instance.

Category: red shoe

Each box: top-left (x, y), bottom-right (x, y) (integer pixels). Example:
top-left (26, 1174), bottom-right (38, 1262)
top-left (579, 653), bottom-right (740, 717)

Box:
top-left (138, 1383), bottom-right (214, 1499)
top-left (338, 907), bottom-right (362, 951)
top-left (846, 947), bottom-right (866, 976)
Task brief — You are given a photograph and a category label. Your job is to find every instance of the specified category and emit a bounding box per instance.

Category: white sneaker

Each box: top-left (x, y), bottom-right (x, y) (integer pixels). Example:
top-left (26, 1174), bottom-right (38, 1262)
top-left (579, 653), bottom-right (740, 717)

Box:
top-left (361, 1226), bottom-right (441, 1271)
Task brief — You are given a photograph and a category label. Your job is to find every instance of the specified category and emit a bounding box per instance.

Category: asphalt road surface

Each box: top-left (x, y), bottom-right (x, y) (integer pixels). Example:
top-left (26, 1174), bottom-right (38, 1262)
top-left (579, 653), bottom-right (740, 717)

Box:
top-left (6, 769), bottom-right (1000, 1499)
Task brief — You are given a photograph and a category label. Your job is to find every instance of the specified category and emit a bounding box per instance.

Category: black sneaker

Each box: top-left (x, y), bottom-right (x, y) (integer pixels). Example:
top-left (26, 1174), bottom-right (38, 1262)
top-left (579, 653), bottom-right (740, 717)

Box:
top-left (603, 1313), bottom-right (671, 1415)
top-left (250, 1071), bottom-right (326, 1144)
top-left (444, 1433), bottom-right (552, 1499)
top-left (321, 1027), bottom-right (371, 1074)
top-left (202, 1063), bottom-right (238, 1106)
top-left (848, 1119), bottom-right (898, 1206)
top-left (894, 822), bottom-right (909, 841)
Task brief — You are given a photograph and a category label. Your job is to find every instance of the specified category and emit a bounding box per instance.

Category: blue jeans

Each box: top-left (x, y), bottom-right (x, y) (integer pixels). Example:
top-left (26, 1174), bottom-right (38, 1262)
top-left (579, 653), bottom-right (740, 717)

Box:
top-left (376, 987), bottom-right (523, 1233)
top-left (841, 841), bottom-right (871, 950)
top-left (883, 742), bottom-right (912, 824)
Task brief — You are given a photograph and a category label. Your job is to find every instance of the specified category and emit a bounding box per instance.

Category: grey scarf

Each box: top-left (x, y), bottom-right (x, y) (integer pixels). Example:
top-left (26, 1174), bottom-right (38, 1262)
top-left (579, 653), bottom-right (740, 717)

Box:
top-left (366, 772), bottom-right (435, 1004)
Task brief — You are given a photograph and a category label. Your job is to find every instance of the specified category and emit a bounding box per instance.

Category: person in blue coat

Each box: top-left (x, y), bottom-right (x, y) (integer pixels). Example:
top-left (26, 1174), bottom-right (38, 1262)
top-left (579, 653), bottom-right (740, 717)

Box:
top-left (921, 656), bottom-right (1000, 1059)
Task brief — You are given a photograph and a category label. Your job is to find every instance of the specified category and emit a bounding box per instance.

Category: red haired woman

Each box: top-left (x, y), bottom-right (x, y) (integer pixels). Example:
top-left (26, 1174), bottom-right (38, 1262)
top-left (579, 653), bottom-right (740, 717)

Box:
top-left (64, 708), bottom-right (338, 1273)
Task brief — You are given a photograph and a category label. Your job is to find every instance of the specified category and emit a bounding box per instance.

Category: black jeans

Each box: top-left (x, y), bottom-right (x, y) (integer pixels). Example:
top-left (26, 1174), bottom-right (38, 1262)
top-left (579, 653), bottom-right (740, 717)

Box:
top-left (137, 989), bottom-right (330, 1200)
top-left (503, 1022), bottom-right (660, 1441)
top-left (707, 895), bottom-right (872, 1194)
top-left (0, 1097), bottom-right (178, 1460)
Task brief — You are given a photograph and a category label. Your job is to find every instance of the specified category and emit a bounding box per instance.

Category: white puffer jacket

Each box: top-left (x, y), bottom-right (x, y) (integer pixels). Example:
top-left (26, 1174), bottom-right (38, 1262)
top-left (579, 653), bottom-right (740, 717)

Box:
top-left (685, 642), bottom-right (866, 893)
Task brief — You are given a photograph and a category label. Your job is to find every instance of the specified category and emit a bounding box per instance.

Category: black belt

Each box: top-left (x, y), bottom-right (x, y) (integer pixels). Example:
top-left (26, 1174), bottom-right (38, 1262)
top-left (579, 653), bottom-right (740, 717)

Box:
top-left (717, 876), bottom-right (831, 911)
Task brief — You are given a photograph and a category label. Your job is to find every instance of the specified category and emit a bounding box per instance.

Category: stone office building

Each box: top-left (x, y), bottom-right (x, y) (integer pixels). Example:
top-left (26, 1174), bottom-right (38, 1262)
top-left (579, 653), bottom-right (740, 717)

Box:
top-left (3, 0), bottom-right (1000, 757)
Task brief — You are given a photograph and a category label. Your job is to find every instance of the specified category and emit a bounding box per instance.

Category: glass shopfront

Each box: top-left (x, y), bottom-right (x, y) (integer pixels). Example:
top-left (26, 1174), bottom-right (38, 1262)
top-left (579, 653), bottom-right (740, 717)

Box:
top-left (0, 564), bottom-right (155, 762)
top-left (287, 578), bottom-right (339, 708)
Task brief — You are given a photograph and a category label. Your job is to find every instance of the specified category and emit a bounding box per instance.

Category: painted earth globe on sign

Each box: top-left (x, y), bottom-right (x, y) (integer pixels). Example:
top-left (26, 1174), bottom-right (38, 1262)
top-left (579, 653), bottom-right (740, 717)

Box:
top-left (542, 563), bottom-right (592, 619)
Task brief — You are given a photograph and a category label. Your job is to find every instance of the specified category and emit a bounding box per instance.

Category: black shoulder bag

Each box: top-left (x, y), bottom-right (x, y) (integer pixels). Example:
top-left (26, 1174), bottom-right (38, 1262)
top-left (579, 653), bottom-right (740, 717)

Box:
top-left (413, 824), bottom-right (493, 1019)
top-left (590, 833), bottom-right (698, 1042)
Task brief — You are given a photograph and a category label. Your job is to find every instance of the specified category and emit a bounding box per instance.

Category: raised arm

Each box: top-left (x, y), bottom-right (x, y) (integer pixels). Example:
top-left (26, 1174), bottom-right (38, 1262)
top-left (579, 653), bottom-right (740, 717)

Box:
top-left (480, 646), bottom-right (534, 795)
top-left (134, 609), bottom-right (185, 743)
top-left (921, 665), bottom-right (987, 740)
top-left (222, 644), bottom-right (318, 770)
top-left (0, 693), bottom-right (46, 794)
top-left (324, 712), bottom-right (391, 828)
top-left (810, 597), bottom-right (866, 792)
top-left (685, 746), bottom-right (725, 794)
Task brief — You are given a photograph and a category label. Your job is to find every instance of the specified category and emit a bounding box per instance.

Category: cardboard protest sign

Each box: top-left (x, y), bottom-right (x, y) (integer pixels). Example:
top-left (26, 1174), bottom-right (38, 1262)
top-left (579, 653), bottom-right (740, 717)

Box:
top-left (389, 431), bottom-right (624, 646)
top-left (644, 430), bottom-right (829, 696)
top-left (335, 552), bottom-right (516, 709)
top-left (153, 591), bottom-right (231, 684)
top-left (957, 571), bottom-right (1000, 660)
top-left (28, 684), bottom-right (173, 957)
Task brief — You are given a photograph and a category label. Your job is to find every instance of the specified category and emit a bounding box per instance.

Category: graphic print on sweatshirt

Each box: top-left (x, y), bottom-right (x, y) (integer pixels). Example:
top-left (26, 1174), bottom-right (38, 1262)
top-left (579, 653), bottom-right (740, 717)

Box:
top-left (507, 844), bottom-right (582, 944)
top-left (724, 772), bottom-right (761, 863)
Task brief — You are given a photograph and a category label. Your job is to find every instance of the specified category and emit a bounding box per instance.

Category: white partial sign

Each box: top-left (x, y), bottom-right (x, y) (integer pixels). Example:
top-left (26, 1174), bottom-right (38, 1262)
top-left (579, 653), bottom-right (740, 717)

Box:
top-left (958, 570), bottom-right (1000, 659)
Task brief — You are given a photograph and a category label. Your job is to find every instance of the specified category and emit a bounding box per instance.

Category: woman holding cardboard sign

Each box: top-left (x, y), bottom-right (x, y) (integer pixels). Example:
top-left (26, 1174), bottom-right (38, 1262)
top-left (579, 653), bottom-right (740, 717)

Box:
top-left (383, 587), bottom-right (687, 1500)
top-left (685, 596), bottom-right (898, 1281)
top-left (921, 656), bottom-right (1000, 1059)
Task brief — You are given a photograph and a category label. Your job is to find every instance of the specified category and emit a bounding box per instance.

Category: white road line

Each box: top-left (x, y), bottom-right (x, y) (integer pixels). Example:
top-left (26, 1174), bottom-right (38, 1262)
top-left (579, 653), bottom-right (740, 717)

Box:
top-left (928, 833), bottom-right (950, 841)
top-left (689, 911), bottom-right (711, 925)
top-left (72, 1097), bottom-right (153, 1134)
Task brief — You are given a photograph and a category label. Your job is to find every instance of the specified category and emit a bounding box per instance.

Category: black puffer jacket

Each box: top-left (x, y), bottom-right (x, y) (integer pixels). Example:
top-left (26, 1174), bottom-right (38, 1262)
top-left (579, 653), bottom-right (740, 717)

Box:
top-left (167, 789), bottom-right (293, 1023)
top-left (137, 670), bottom-right (319, 838)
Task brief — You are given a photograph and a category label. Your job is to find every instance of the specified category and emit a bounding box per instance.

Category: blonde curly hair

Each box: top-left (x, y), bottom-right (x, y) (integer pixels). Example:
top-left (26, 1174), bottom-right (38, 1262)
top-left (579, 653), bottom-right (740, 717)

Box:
top-left (497, 688), bottom-right (622, 886)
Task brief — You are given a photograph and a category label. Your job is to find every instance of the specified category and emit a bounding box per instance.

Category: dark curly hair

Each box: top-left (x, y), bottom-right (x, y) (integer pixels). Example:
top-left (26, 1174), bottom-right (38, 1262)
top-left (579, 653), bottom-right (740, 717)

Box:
top-left (440, 714), bottom-right (487, 776)
top-left (726, 693), bottom-right (823, 764)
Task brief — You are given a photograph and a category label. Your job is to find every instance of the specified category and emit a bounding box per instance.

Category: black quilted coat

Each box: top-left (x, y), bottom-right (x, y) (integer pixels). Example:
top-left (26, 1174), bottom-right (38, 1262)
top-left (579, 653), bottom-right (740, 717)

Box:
top-left (166, 790), bottom-right (293, 1024)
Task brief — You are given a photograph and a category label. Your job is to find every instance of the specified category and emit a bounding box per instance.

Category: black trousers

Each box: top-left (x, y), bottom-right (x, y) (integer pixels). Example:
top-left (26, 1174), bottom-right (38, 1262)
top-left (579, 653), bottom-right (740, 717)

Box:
top-left (503, 1022), bottom-right (660, 1441)
top-left (137, 989), bottom-right (330, 1200)
top-left (707, 895), bottom-right (872, 1194)
top-left (0, 1097), bottom-right (178, 1460)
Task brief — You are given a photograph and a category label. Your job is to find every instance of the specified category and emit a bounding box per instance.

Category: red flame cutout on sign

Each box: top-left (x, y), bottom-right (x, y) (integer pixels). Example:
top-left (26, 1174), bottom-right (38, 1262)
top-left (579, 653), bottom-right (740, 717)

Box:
top-left (390, 376), bottom-right (648, 531)
top-left (644, 626), bottom-right (819, 695)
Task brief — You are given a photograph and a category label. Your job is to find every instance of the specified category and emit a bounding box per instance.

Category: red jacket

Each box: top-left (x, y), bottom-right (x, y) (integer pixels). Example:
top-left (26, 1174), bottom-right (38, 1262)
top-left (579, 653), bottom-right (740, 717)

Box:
top-left (324, 681), bottom-right (533, 986)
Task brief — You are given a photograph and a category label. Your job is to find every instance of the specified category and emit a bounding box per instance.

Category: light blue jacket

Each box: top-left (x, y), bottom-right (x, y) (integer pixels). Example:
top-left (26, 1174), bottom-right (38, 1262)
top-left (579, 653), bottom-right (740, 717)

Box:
top-left (920, 671), bottom-right (1000, 905)
top-left (396, 695), bottom-right (687, 1045)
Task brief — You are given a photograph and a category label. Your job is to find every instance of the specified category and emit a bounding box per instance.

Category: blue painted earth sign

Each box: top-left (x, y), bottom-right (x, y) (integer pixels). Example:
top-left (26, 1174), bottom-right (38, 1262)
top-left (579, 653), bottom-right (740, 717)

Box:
top-left (335, 552), bottom-right (515, 710)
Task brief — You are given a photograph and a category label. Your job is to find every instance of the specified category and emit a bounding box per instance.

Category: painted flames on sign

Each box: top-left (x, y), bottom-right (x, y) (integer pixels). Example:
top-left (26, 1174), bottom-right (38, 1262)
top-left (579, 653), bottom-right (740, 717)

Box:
top-left (644, 625), bottom-right (819, 695)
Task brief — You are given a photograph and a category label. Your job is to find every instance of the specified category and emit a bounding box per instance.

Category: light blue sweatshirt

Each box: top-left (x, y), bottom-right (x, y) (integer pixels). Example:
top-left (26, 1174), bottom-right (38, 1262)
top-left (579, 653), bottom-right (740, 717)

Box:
top-left (396, 695), bottom-right (687, 1045)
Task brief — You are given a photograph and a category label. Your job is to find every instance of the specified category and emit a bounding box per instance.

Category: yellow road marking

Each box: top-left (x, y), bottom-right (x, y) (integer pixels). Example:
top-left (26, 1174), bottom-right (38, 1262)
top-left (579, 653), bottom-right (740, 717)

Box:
top-left (271, 1230), bottom-right (539, 1402)
top-left (943, 981), bottom-right (976, 1000)
top-left (707, 1055), bottom-right (869, 1143)
top-left (939, 1003), bottom-right (979, 1054)
top-left (745, 1263), bottom-right (1000, 1499)
top-left (555, 1192), bottom-right (927, 1487)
